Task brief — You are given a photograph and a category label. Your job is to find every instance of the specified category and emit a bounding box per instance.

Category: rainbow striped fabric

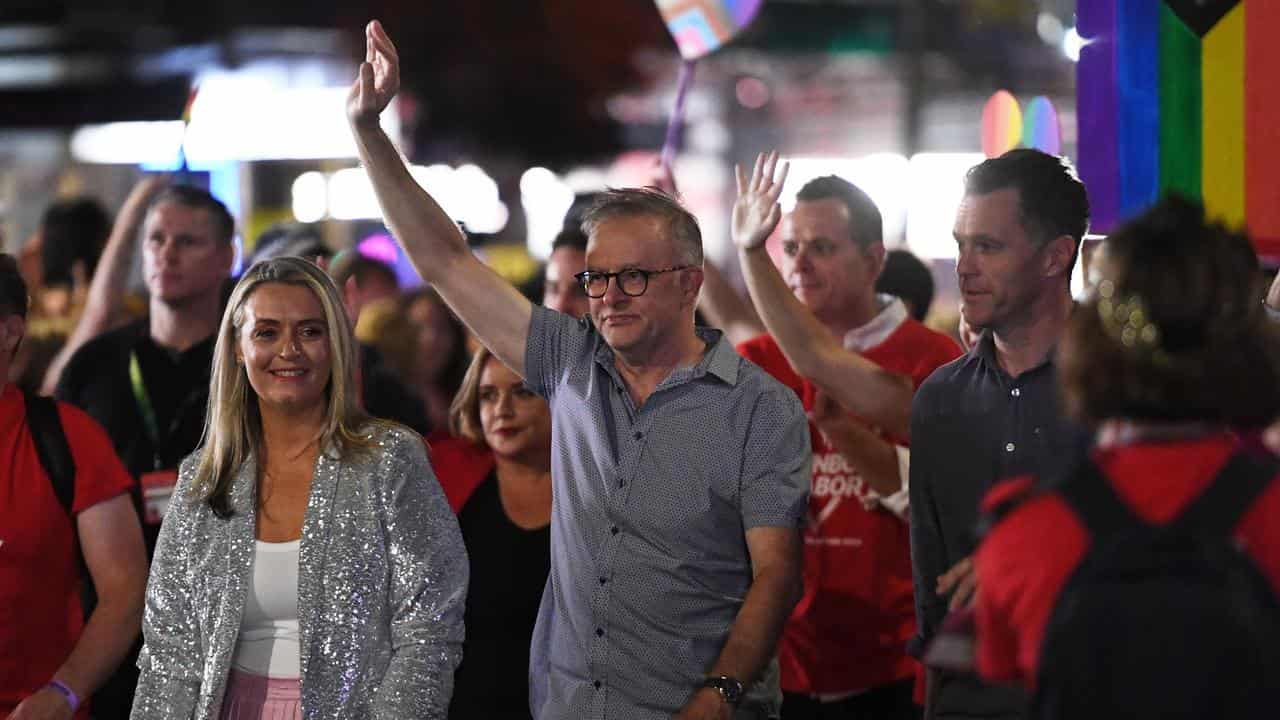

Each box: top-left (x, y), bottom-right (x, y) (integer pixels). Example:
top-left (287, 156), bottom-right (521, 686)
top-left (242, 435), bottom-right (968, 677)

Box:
top-left (1078, 0), bottom-right (1280, 257)
top-left (656, 0), bottom-right (763, 60)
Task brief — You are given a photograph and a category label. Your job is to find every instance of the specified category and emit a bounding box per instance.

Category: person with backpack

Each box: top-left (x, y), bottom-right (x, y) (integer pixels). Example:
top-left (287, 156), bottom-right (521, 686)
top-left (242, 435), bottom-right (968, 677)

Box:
top-left (973, 196), bottom-right (1280, 718)
top-left (0, 253), bottom-right (147, 719)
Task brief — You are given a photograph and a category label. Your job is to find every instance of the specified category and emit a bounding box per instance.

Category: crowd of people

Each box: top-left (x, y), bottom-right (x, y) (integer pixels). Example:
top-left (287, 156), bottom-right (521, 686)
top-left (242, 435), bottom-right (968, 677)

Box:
top-left (3, 18), bottom-right (1280, 720)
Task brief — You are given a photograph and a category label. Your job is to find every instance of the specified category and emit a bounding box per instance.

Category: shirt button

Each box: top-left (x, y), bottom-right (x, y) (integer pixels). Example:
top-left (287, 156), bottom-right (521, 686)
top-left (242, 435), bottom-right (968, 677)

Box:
top-left (1011, 388), bottom-right (1021, 397)
top-left (596, 628), bottom-right (604, 637)
top-left (599, 577), bottom-right (608, 585)
top-left (594, 680), bottom-right (602, 690)
top-left (611, 526), bottom-right (619, 535)
top-left (1005, 442), bottom-right (1016, 452)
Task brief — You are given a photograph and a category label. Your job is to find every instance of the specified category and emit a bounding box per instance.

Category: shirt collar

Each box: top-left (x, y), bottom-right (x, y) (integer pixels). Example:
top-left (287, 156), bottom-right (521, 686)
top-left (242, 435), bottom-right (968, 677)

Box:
top-left (973, 329), bottom-right (1057, 377)
top-left (843, 294), bottom-right (907, 352)
top-left (592, 325), bottom-right (739, 387)
top-left (138, 322), bottom-right (217, 365)
top-left (698, 328), bottom-right (740, 385)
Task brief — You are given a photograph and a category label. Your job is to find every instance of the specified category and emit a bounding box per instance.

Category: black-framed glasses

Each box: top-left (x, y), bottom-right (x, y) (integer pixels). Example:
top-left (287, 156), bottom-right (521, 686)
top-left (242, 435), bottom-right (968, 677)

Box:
top-left (573, 265), bottom-right (692, 298)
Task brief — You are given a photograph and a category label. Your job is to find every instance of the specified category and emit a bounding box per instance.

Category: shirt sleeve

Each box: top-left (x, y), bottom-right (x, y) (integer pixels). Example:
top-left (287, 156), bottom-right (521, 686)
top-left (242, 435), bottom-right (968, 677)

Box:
top-left (523, 305), bottom-right (594, 400)
top-left (872, 445), bottom-right (911, 520)
top-left (909, 383), bottom-right (948, 647)
top-left (58, 402), bottom-right (135, 514)
top-left (739, 385), bottom-right (811, 530)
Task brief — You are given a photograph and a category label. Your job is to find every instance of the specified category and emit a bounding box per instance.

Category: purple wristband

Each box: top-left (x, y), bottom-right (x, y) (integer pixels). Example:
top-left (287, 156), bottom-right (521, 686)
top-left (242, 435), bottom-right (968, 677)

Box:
top-left (45, 680), bottom-right (79, 713)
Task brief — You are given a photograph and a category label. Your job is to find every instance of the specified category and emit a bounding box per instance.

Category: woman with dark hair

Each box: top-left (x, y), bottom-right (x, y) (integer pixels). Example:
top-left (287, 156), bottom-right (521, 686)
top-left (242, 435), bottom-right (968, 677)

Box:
top-left (971, 196), bottom-right (1280, 718)
top-left (432, 346), bottom-right (552, 720)
top-left (401, 288), bottom-right (471, 435)
top-left (130, 257), bottom-right (467, 720)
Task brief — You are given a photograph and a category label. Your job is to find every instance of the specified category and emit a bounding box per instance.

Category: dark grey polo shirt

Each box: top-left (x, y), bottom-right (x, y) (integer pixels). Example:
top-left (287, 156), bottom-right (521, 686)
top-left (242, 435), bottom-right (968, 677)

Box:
top-left (523, 306), bottom-right (810, 720)
top-left (908, 331), bottom-right (1088, 718)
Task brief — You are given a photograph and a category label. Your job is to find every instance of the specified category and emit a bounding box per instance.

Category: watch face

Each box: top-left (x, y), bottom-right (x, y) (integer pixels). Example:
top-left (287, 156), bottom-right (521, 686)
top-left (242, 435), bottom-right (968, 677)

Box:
top-left (706, 676), bottom-right (743, 704)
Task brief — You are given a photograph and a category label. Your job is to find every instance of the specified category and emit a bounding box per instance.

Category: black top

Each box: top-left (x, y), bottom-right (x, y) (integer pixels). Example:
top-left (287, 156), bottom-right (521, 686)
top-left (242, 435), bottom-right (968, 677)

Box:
top-left (56, 319), bottom-right (213, 552)
top-left (908, 331), bottom-right (1088, 718)
top-left (449, 471), bottom-right (551, 720)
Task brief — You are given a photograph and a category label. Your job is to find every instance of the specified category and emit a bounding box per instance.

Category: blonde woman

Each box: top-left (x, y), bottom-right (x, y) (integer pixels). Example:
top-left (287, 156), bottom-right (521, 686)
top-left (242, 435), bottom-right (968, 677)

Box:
top-left (431, 346), bottom-right (552, 719)
top-left (130, 257), bottom-right (467, 720)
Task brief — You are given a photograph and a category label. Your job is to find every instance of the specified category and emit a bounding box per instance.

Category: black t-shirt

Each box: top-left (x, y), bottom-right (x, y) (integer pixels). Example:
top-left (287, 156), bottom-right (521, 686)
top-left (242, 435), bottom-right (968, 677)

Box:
top-left (56, 320), bottom-right (213, 552)
top-left (449, 472), bottom-right (551, 720)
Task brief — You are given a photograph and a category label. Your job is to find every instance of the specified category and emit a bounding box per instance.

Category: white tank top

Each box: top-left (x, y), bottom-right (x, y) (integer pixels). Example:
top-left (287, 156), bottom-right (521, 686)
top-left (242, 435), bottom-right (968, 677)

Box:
top-left (232, 539), bottom-right (301, 678)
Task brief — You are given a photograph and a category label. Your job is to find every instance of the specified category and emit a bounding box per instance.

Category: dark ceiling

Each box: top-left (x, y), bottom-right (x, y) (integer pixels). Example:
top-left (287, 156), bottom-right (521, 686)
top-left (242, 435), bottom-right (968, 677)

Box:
top-left (0, 1), bottom-right (1070, 164)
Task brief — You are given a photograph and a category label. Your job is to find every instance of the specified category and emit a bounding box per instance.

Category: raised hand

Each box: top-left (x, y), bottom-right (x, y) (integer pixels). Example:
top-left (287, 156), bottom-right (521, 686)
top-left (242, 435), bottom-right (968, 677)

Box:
top-left (732, 150), bottom-right (789, 250)
top-left (346, 20), bottom-right (400, 129)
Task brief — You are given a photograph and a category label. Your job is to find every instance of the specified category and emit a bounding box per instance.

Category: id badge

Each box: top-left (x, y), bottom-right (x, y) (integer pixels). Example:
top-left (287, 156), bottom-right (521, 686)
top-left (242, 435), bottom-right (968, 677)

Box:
top-left (140, 469), bottom-right (178, 525)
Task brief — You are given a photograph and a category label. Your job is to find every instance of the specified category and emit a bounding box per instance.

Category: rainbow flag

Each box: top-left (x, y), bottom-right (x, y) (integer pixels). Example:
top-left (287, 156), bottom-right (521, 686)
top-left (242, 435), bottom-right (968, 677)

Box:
top-left (1078, 0), bottom-right (1280, 258)
top-left (656, 0), bottom-right (763, 60)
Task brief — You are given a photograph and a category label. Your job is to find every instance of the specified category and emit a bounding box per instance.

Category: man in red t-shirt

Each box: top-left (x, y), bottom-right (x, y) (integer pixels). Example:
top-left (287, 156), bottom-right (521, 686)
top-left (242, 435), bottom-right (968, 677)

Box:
top-left (732, 156), bottom-right (962, 717)
top-left (0, 254), bottom-right (146, 720)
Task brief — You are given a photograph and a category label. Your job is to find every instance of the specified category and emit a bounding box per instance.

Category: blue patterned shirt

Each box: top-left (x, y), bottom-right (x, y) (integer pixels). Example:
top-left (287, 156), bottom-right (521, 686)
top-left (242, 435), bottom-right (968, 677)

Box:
top-left (524, 306), bottom-right (810, 720)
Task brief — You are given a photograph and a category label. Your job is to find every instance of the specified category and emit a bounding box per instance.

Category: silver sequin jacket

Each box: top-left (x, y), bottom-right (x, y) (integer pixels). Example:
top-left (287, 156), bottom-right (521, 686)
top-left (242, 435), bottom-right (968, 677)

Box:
top-left (129, 425), bottom-right (468, 720)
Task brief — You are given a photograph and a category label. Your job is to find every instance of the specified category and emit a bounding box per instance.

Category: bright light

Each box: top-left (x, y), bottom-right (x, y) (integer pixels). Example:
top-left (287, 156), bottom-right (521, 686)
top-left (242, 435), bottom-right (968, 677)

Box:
top-left (69, 121), bottom-right (185, 165)
top-left (1062, 26), bottom-right (1084, 63)
top-left (905, 153), bottom-right (986, 259)
top-left (779, 154), bottom-right (911, 243)
top-left (182, 70), bottom-right (400, 163)
top-left (1037, 12), bottom-right (1066, 46)
top-left (328, 168), bottom-right (382, 221)
top-left (521, 167), bottom-right (576, 260)
top-left (410, 163), bottom-right (508, 234)
top-left (291, 171), bottom-right (328, 223)
top-left (563, 167), bottom-right (608, 194)
top-left (326, 164), bottom-right (507, 233)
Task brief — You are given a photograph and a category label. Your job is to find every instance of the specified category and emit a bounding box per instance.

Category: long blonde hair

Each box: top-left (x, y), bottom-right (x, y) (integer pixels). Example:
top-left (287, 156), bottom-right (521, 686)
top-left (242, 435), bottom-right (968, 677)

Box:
top-left (193, 256), bottom-right (379, 517)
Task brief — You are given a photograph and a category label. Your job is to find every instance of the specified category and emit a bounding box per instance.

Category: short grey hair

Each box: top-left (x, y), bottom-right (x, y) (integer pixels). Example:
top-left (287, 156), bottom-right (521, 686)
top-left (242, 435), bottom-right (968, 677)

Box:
top-left (580, 187), bottom-right (703, 266)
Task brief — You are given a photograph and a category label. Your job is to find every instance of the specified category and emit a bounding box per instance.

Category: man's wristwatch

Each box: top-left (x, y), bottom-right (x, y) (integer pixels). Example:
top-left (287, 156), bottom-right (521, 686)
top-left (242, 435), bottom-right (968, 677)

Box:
top-left (701, 675), bottom-right (745, 706)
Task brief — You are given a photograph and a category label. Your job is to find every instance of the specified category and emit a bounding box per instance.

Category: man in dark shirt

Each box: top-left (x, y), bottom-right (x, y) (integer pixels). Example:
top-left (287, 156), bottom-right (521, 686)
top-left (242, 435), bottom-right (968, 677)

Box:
top-left (908, 150), bottom-right (1090, 719)
top-left (56, 184), bottom-right (234, 719)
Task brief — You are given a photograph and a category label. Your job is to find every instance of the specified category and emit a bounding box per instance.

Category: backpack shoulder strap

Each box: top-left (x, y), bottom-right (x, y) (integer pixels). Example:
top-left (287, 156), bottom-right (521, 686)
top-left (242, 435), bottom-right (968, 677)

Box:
top-left (23, 390), bottom-right (76, 516)
top-left (1055, 456), bottom-right (1143, 538)
top-left (1169, 451), bottom-right (1278, 537)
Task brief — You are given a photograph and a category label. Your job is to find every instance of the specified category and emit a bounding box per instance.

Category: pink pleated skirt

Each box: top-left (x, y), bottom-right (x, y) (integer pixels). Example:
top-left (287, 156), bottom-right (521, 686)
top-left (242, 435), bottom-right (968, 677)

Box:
top-left (219, 668), bottom-right (302, 720)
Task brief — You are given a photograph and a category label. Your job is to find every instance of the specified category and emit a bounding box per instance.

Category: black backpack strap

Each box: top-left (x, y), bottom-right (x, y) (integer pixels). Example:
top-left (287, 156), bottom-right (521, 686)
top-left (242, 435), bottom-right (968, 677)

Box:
top-left (23, 391), bottom-right (76, 516)
top-left (1169, 451), bottom-right (1278, 537)
top-left (1055, 457), bottom-right (1144, 538)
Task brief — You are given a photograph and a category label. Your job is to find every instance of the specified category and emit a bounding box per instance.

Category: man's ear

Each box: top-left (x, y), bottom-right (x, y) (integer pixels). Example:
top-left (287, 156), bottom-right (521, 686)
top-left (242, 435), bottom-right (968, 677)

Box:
top-left (682, 266), bottom-right (705, 305)
top-left (1043, 234), bottom-right (1077, 279)
top-left (865, 241), bottom-right (887, 281)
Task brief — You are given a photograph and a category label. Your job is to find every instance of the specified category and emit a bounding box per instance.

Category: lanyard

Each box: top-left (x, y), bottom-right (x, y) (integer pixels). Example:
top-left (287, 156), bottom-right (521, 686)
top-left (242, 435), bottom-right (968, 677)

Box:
top-left (129, 351), bottom-right (163, 468)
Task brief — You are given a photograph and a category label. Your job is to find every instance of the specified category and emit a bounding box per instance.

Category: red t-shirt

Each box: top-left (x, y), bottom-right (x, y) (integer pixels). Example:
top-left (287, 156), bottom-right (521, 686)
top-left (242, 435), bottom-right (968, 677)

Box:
top-left (975, 435), bottom-right (1280, 688)
top-left (0, 384), bottom-right (135, 717)
top-left (738, 317), bottom-right (962, 695)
